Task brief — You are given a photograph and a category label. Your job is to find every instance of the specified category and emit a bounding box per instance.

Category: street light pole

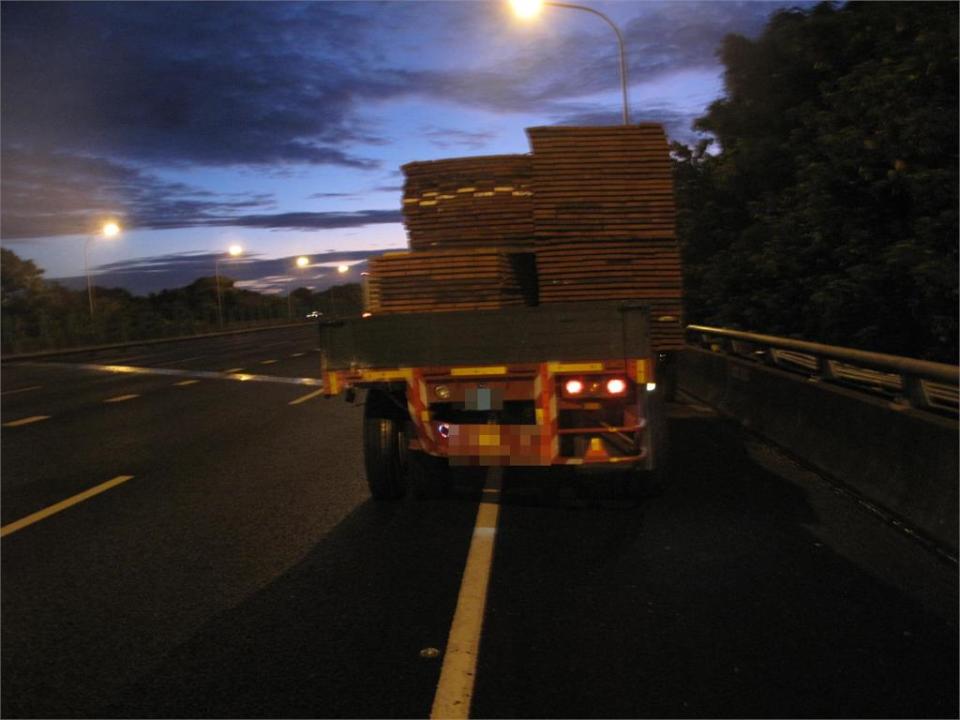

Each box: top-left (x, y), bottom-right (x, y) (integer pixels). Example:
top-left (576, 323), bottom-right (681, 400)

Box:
top-left (84, 236), bottom-right (95, 317)
top-left (511, 0), bottom-right (630, 125)
top-left (85, 221), bottom-right (121, 318)
top-left (215, 245), bottom-right (244, 328)
top-left (288, 256), bottom-right (310, 320)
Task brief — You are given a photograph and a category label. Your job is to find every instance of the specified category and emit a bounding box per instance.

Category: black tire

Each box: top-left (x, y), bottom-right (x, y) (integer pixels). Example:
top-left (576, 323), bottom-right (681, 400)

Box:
top-left (408, 451), bottom-right (451, 500)
top-left (363, 390), bottom-right (408, 500)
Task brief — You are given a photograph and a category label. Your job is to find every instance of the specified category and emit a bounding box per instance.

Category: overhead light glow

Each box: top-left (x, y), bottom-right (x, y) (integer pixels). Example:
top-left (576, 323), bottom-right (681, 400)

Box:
top-left (228, 244), bottom-right (243, 257)
top-left (102, 221), bottom-right (121, 238)
top-left (510, 0), bottom-right (544, 19)
top-left (337, 264), bottom-right (349, 274)
top-left (296, 256), bottom-right (310, 268)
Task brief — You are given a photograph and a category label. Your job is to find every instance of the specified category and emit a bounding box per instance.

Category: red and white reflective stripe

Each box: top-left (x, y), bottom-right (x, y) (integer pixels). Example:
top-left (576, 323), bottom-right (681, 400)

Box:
top-left (407, 369), bottom-right (438, 453)
top-left (535, 363), bottom-right (558, 464)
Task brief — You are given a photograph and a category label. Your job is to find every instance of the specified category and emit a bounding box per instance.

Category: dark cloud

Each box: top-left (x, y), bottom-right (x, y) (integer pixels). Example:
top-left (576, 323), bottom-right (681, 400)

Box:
top-left (0, 2), bottom-right (383, 169)
top-left (56, 249), bottom-right (389, 295)
top-left (0, 146), bottom-right (400, 239)
top-left (1, 1), bottom-right (802, 169)
top-left (422, 126), bottom-right (498, 150)
top-left (307, 192), bottom-right (357, 199)
top-left (0, 147), bottom-right (277, 239)
top-left (548, 104), bottom-right (711, 144)
top-left (1, 1), bottom-right (801, 240)
top-left (222, 210), bottom-right (402, 231)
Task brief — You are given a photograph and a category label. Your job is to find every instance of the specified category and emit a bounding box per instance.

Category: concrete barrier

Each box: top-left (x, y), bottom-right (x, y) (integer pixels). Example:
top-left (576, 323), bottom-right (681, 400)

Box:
top-left (678, 347), bottom-right (959, 553)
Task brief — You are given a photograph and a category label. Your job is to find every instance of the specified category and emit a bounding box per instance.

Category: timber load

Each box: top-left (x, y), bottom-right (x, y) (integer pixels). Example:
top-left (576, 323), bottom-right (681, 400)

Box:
top-left (401, 155), bottom-right (533, 251)
top-left (526, 125), bottom-right (683, 349)
top-left (366, 247), bottom-right (536, 314)
top-left (367, 124), bottom-right (684, 350)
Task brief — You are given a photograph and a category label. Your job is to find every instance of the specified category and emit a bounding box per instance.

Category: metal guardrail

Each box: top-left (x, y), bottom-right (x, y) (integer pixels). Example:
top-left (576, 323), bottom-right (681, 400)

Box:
top-left (1, 321), bottom-right (316, 363)
top-left (686, 325), bottom-right (959, 415)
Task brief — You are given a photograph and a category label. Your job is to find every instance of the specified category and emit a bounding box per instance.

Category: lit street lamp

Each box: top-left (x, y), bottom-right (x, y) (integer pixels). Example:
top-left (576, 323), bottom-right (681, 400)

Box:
top-left (85, 221), bottom-right (121, 317)
top-left (215, 244), bottom-right (243, 328)
top-left (288, 256), bottom-right (310, 319)
top-left (509, 0), bottom-right (630, 125)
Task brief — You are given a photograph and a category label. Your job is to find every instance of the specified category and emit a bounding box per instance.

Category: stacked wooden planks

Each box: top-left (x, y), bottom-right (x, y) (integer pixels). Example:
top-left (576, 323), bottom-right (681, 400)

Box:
top-left (366, 248), bottom-right (535, 314)
top-left (402, 155), bottom-right (533, 251)
top-left (527, 125), bottom-right (684, 349)
top-left (367, 124), bottom-right (684, 346)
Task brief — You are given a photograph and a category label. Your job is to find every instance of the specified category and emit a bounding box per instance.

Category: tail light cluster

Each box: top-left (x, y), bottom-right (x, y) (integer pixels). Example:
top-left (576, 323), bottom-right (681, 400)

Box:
top-left (561, 376), bottom-right (630, 398)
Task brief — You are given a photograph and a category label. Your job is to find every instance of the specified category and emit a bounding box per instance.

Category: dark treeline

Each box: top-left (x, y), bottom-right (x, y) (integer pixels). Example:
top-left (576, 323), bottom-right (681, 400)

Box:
top-left (0, 248), bottom-right (362, 354)
top-left (674, 1), bottom-right (958, 362)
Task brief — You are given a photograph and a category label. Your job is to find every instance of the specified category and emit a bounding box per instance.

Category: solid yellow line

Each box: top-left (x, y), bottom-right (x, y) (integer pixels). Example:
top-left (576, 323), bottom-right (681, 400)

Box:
top-left (224, 367), bottom-right (244, 373)
top-left (2, 415), bottom-right (51, 428)
top-left (1, 385), bottom-right (42, 396)
top-left (288, 388), bottom-right (326, 406)
top-left (174, 379), bottom-right (199, 386)
top-left (104, 394), bottom-right (139, 403)
top-left (260, 359), bottom-right (277, 365)
top-left (0, 475), bottom-right (135, 538)
top-left (430, 468), bottom-right (502, 720)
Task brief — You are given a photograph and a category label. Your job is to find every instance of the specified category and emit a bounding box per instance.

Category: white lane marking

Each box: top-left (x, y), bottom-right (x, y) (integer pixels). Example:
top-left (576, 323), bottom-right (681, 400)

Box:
top-left (20, 361), bottom-right (324, 388)
top-left (2, 415), bottom-right (51, 428)
top-left (174, 379), bottom-right (200, 386)
top-left (288, 388), bottom-right (325, 405)
top-left (289, 352), bottom-right (306, 358)
top-left (431, 467), bottom-right (502, 720)
top-left (1, 475), bottom-right (135, 538)
top-left (224, 367), bottom-right (245, 373)
top-left (104, 394), bottom-right (140, 403)
top-left (260, 359), bottom-right (277, 365)
top-left (166, 355), bottom-right (204, 364)
top-left (1, 385), bottom-right (43, 396)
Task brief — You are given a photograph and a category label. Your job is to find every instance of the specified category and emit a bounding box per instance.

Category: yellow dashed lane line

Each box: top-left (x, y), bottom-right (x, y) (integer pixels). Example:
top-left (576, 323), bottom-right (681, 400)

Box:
top-left (3, 415), bottom-right (51, 428)
top-left (288, 388), bottom-right (325, 405)
top-left (104, 394), bottom-right (140, 403)
top-left (1, 385), bottom-right (43, 396)
top-left (430, 468), bottom-right (502, 719)
top-left (1, 475), bottom-right (135, 538)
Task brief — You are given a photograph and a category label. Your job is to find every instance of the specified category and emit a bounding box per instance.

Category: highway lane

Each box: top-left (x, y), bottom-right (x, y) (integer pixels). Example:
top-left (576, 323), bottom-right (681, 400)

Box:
top-left (2, 325), bottom-right (957, 717)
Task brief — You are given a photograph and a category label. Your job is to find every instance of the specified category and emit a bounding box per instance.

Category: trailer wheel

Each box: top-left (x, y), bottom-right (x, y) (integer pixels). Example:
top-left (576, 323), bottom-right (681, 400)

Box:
top-left (363, 390), bottom-right (408, 500)
top-left (409, 451), bottom-right (450, 500)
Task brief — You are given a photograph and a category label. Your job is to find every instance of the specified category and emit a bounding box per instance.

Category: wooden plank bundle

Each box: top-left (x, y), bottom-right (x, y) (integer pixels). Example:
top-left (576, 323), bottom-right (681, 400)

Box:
top-left (366, 248), bottom-right (535, 314)
top-left (402, 155), bottom-right (533, 250)
top-left (526, 125), bottom-right (683, 349)
top-left (369, 124), bottom-right (684, 347)
top-left (526, 125), bottom-right (676, 240)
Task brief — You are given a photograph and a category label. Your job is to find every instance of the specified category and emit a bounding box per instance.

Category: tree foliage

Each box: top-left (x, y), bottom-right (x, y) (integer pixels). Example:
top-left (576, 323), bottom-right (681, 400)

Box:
top-left (674, 1), bottom-right (958, 362)
top-left (0, 249), bottom-right (362, 354)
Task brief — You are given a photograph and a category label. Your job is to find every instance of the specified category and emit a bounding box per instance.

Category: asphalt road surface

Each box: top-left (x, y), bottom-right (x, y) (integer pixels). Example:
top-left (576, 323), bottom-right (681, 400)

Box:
top-left (2, 325), bottom-right (957, 718)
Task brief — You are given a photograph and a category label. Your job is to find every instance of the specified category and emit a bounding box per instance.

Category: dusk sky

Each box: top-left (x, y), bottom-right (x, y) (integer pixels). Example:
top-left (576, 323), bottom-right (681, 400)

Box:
top-left (1, 1), bottom-right (806, 294)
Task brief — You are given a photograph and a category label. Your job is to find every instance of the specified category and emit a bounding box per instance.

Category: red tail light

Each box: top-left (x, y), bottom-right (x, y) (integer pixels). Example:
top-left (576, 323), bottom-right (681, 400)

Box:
top-left (605, 378), bottom-right (627, 395)
top-left (564, 379), bottom-right (584, 395)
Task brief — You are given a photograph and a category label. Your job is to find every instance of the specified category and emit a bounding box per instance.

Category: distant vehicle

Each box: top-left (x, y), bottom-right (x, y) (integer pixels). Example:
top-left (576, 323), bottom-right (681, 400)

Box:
top-left (305, 311), bottom-right (322, 319)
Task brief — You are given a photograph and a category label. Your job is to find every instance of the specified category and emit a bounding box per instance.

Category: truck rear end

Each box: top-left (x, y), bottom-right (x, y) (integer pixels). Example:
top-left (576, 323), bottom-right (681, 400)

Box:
top-left (320, 301), bottom-right (667, 499)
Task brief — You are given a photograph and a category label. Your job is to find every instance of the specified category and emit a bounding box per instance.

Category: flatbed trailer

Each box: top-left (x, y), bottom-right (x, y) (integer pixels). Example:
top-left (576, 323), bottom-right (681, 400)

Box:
top-left (320, 300), bottom-right (668, 499)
